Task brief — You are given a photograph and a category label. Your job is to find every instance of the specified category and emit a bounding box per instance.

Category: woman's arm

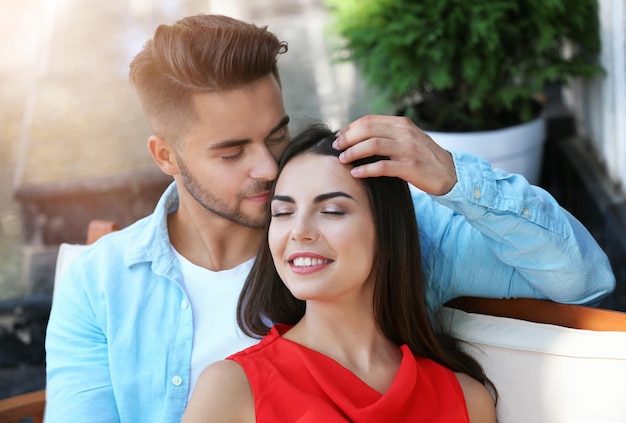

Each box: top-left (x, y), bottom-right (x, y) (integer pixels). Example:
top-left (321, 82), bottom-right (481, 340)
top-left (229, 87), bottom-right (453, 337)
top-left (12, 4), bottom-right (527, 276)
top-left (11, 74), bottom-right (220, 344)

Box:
top-left (182, 360), bottom-right (254, 423)
top-left (455, 373), bottom-right (497, 423)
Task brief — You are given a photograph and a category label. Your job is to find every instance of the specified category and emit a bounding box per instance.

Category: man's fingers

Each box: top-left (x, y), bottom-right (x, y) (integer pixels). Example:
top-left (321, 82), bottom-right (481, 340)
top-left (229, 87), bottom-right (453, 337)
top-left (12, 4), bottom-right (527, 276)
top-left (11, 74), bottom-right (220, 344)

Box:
top-left (334, 114), bottom-right (457, 194)
top-left (350, 158), bottom-right (399, 179)
top-left (337, 136), bottom-right (395, 164)
top-left (335, 115), bottom-right (398, 150)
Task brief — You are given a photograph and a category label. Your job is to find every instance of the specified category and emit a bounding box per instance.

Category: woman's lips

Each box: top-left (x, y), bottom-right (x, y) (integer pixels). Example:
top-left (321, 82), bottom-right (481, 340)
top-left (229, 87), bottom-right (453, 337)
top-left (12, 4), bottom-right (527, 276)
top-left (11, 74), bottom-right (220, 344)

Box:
top-left (287, 253), bottom-right (333, 274)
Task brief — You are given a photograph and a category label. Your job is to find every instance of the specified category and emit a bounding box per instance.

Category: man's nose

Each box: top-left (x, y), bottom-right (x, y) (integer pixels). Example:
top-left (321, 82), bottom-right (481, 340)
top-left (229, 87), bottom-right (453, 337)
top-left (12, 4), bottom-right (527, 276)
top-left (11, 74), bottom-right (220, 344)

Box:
top-left (250, 145), bottom-right (279, 181)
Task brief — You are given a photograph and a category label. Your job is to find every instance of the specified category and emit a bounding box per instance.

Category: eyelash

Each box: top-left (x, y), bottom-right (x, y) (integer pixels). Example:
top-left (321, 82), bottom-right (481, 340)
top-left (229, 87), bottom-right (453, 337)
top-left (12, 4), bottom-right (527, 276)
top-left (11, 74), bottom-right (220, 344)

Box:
top-left (271, 210), bottom-right (345, 218)
top-left (271, 211), bottom-right (292, 218)
top-left (221, 149), bottom-right (244, 162)
top-left (267, 134), bottom-right (287, 145)
top-left (221, 131), bottom-right (287, 162)
top-left (322, 210), bottom-right (345, 216)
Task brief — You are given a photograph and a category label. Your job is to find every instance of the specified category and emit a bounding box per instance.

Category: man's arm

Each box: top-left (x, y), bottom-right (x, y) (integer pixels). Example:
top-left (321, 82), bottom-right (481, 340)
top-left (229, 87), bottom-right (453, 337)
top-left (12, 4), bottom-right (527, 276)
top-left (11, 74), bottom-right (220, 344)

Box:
top-left (415, 151), bottom-right (614, 308)
top-left (334, 115), bottom-right (615, 309)
top-left (45, 263), bottom-right (120, 422)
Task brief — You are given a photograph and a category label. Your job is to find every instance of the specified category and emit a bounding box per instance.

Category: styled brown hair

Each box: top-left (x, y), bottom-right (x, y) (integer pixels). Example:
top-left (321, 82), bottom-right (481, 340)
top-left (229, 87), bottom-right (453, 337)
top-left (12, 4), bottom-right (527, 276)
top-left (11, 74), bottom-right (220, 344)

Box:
top-left (129, 14), bottom-right (288, 141)
top-left (237, 123), bottom-right (496, 396)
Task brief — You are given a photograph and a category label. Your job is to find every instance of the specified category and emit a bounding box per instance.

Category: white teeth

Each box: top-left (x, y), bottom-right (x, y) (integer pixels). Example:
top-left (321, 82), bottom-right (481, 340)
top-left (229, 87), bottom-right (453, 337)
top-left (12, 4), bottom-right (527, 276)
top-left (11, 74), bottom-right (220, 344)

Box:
top-left (292, 257), bottom-right (330, 267)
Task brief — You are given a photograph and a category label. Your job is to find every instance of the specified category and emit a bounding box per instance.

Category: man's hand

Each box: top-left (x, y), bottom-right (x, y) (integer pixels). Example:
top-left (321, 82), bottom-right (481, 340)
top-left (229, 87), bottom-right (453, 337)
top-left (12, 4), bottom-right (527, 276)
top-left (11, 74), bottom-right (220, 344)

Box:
top-left (333, 115), bottom-right (457, 195)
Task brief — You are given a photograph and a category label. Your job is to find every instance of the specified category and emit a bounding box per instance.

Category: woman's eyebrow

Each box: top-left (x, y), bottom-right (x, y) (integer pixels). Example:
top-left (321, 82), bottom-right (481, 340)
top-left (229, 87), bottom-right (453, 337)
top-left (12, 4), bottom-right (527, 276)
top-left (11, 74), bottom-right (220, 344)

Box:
top-left (312, 192), bottom-right (355, 203)
top-left (271, 194), bottom-right (294, 204)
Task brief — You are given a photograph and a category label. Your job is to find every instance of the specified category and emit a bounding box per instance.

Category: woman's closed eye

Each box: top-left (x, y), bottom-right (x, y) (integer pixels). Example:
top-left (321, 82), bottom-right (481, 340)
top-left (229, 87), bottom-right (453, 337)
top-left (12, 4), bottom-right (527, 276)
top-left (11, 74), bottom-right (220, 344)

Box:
top-left (271, 207), bottom-right (346, 218)
top-left (271, 207), bottom-right (294, 218)
top-left (321, 208), bottom-right (346, 216)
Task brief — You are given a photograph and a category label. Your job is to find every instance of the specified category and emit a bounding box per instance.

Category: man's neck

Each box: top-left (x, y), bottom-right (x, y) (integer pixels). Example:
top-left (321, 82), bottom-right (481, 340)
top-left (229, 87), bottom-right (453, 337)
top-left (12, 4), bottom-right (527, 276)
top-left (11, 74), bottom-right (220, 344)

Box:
top-left (167, 208), bottom-right (264, 271)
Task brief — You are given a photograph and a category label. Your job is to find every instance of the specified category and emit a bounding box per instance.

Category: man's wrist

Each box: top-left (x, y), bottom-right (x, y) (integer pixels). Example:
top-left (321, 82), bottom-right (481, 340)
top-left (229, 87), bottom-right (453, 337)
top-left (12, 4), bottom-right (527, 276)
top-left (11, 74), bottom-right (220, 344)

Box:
top-left (433, 150), bottom-right (458, 196)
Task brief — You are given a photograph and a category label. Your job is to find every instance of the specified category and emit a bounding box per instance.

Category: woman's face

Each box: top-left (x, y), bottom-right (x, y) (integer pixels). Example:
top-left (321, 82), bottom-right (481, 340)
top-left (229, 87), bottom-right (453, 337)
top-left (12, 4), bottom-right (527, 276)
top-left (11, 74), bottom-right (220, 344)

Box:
top-left (269, 152), bottom-right (377, 304)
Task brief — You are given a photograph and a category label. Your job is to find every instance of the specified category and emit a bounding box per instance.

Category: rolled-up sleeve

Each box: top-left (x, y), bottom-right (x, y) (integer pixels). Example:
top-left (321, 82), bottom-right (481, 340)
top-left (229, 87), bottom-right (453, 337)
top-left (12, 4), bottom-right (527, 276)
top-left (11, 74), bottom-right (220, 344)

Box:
top-left (416, 151), bottom-right (615, 311)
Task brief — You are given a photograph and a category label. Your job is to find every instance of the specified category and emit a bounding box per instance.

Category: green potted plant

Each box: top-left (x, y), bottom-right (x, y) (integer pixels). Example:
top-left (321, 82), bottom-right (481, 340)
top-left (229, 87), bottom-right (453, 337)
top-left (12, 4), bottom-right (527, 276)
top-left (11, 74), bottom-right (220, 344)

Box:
top-left (323, 0), bottom-right (603, 183)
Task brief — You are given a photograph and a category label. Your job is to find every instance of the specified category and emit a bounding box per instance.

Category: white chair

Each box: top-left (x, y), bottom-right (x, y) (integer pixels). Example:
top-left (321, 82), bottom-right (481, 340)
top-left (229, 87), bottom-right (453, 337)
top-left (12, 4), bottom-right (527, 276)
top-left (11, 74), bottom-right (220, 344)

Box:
top-left (53, 220), bottom-right (119, 294)
top-left (443, 297), bottom-right (626, 423)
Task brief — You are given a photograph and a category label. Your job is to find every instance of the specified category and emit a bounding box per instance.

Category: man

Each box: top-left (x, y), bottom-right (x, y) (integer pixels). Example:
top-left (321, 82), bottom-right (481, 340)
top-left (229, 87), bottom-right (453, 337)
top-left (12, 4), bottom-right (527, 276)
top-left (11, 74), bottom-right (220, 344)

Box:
top-left (45, 14), bottom-right (614, 422)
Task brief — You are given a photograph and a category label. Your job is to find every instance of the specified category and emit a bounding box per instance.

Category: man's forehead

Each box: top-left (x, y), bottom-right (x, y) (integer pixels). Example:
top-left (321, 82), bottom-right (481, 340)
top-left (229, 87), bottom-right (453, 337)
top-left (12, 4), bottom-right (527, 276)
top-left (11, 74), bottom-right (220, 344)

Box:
top-left (184, 76), bottom-right (286, 142)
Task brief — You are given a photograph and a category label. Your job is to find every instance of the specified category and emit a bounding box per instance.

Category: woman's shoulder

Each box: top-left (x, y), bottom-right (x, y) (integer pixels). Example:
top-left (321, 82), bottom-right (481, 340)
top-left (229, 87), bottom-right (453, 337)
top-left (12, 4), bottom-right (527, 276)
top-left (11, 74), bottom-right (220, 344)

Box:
top-left (183, 360), bottom-right (254, 423)
top-left (199, 359), bottom-right (250, 386)
top-left (454, 372), bottom-right (496, 423)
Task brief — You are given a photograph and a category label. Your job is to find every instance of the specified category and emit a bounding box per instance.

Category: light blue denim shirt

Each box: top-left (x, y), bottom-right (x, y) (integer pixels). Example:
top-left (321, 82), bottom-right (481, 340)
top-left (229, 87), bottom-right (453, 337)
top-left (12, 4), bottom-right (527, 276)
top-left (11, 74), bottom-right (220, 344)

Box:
top-left (420, 152), bottom-right (614, 314)
top-left (44, 151), bottom-right (615, 423)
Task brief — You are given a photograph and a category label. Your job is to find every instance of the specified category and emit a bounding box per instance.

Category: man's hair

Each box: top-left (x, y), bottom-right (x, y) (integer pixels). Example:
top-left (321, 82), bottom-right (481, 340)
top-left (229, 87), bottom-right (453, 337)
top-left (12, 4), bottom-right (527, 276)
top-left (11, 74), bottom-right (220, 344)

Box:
top-left (129, 14), bottom-right (288, 142)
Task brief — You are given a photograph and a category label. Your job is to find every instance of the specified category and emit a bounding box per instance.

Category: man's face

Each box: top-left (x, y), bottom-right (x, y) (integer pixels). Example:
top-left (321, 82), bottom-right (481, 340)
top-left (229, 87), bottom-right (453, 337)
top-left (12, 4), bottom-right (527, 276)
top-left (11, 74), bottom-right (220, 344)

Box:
top-left (173, 75), bottom-right (290, 229)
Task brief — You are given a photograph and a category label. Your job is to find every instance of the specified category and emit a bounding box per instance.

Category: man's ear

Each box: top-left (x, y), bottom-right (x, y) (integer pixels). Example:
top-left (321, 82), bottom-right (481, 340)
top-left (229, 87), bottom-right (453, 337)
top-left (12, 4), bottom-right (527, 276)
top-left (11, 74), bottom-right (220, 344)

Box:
top-left (148, 135), bottom-right (179, 176)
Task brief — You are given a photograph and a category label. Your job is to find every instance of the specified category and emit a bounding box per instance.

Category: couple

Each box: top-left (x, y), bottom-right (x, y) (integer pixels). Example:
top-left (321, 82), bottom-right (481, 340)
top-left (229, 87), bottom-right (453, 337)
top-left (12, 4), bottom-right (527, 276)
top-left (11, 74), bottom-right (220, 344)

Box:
top-left (45, 13), bottom-right (614, 422)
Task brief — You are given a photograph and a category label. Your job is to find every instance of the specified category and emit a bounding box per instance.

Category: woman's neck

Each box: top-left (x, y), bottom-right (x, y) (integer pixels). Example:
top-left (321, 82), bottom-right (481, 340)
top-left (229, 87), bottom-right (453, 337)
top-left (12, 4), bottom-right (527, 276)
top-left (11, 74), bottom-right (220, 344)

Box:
top-left (283, 307), bottom-right (402, 394)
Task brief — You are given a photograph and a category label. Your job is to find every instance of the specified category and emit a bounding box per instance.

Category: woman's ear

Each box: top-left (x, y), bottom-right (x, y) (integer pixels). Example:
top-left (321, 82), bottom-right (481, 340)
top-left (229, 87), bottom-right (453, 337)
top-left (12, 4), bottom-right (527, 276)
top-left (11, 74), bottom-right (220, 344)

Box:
top-left (148, 135), bottom-right (179, 176)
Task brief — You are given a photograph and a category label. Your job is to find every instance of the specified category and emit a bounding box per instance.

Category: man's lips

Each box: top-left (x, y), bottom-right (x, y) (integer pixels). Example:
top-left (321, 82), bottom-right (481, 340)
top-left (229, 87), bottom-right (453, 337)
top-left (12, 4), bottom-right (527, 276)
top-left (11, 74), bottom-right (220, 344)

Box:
top-left (245, 191), bottom-right (271, 203)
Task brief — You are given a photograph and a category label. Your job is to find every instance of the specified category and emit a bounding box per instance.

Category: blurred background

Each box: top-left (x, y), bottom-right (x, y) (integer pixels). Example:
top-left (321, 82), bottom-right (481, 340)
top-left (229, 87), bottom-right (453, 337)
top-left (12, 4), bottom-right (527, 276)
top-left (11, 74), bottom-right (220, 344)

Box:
top-left (0, 0), bottom-right (624, 400)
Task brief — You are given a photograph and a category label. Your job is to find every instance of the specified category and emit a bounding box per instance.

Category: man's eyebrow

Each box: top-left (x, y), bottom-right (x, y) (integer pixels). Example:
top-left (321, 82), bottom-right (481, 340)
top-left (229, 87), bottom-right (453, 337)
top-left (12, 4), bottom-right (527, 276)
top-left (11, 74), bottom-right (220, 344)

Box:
top-left (268, 115), bottom-right (290, 137)
top-left (271, 191), bottom-right (355, 204)
top-left (208, 138), bottom-right (249, 151)
top-left (209, 115), bottom-right (290, 151)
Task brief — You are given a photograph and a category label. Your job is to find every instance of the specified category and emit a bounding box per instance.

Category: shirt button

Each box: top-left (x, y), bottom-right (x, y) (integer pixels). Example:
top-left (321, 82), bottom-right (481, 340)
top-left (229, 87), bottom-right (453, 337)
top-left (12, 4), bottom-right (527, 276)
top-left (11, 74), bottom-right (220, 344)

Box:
top-left (473, 188), bottom-right (482, 199)
top-left (172, 376), bottom-right (183, 386)
top-left (523, 208), bottom-right (531, 217)
top-left (180, 299), bottom-right (188, 309)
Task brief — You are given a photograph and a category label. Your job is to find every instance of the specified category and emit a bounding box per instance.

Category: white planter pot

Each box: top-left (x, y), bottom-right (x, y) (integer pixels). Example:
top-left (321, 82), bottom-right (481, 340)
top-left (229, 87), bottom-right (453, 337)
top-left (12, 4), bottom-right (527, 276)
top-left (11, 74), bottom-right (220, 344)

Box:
top-left (426, 116), bottom-right (546, 185)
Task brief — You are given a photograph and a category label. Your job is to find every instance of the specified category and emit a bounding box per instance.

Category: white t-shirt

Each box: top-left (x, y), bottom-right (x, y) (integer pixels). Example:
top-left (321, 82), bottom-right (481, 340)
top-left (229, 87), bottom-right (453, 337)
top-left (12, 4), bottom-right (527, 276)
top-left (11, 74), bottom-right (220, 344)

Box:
top-left (172, 249), bottom-right (259, 398)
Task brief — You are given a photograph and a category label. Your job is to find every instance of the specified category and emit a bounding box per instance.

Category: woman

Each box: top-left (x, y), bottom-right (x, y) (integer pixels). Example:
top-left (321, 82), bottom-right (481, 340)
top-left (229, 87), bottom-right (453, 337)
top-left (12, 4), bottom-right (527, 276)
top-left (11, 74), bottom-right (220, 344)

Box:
top-left (182, 124), bottom-right (496, 422)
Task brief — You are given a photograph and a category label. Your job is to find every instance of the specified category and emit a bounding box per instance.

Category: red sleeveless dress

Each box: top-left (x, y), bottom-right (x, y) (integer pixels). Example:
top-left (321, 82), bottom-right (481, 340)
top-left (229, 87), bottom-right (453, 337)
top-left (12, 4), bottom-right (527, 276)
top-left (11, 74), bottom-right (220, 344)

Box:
top-left (228, 324), bottom-right (470, 422)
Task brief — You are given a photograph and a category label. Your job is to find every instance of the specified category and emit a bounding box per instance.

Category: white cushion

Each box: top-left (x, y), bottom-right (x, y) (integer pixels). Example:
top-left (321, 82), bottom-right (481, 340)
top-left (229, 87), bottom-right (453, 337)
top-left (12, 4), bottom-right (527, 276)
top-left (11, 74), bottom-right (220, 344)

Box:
top-left (52, 243), bottom-right (90, 297)
top-left (439, 306), bottom-right (626, 423)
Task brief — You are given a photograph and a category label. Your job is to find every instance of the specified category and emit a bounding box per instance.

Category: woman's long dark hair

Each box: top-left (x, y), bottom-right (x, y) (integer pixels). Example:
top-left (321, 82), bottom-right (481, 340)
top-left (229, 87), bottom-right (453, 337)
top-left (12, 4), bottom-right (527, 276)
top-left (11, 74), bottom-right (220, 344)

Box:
top-left (237, 123), bottom-right (495, 396)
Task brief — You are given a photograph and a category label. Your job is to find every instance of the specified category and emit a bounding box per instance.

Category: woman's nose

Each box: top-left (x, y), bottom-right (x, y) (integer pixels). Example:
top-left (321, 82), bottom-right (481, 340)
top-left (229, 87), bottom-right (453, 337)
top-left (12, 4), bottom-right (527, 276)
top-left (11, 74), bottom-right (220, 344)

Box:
top-left (290, 217), bottom-right (317, 242)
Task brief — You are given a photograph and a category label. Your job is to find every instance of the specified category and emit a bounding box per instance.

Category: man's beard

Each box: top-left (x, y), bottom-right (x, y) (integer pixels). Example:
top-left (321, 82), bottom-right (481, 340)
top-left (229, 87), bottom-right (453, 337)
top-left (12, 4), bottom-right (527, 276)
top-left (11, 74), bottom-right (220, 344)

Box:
top-left (178, 159), bottom-right (270, 229)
